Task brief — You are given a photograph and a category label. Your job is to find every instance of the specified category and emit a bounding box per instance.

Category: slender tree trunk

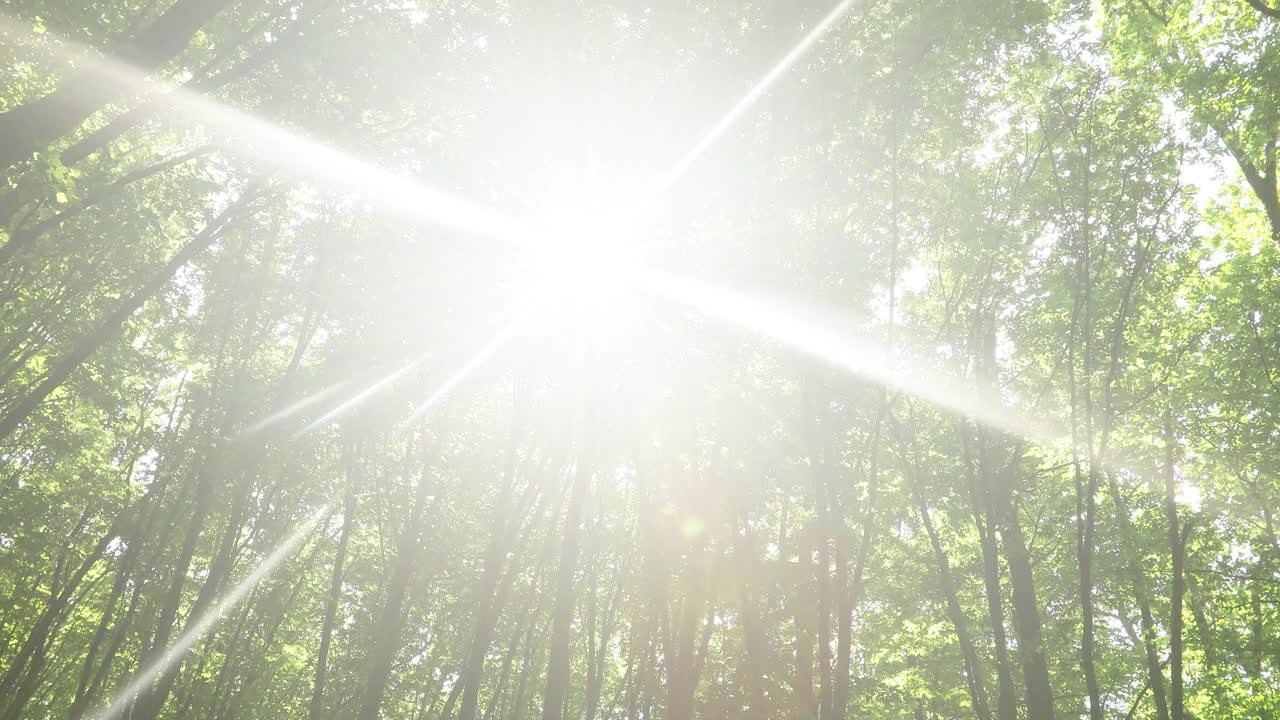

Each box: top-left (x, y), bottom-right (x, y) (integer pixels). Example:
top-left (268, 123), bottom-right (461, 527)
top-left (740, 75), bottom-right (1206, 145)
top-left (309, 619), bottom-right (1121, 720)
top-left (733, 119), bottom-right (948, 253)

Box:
top-left (835, 408), bottom-right (882, 720)
top-left (1078, 464), bottom-right (1102, 720)
top-left (133, 448), bottom-right (264, 720)
top-left (68, 398), bottom-right (185, 720)
top-left (0, 521), bottom-right (123, 720)
top-left (965, 431), bottom-right (1017, 720)
top-left (975, 316), bottom-right (1053, 720)
top-left (360, 435), bottom-right (442, 720)
top-left (459, 400), bottom-right (527, 720)
top-left (1104, 471), bottom-right (1171, 720)
top-left (540, 459), bottom-right (590, 720)
top-left (735, 515), bottom-right (769, 720)
top-left (1186, 577), bottom-right (1216, 672)
top-left (664, 536), bottom-right (710, 720)
top-left (904, 433), bottom-right (992, 720)
top-left (793, 529), bottom-right (816, 720)
top-left (1163, 408), bottom-right (1184, 720)
top-left (804, 389), bottom-right (834, 720)
top-left (309, 437), bottom-right (360, 720)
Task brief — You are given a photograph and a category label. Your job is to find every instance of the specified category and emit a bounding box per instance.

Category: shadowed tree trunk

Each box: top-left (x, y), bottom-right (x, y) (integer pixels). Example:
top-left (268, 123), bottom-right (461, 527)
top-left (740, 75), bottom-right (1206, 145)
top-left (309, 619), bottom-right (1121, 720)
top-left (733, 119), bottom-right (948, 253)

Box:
top-left (902, 425), bottom-right (992, 720)
top-left (310, 436), bottom-right (360, 720)
top-left (1164, 407), bottom-right (1185, 720)
top-left (361, 433), bottom-right (443, 720)
top-left (1104, 469), bottom-right (1171, 720)
top-left (540, 457), bottom-right (591, 720)
top-left (459, 394), bottom-right (527, 720)
top-left (965, 429), bottom-right (1018, 720)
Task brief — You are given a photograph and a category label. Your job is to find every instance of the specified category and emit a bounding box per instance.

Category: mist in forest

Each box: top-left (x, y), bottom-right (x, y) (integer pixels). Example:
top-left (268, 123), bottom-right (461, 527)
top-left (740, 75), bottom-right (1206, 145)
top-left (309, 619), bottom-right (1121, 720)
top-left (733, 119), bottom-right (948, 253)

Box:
top-left (1, 2), bottom-right (1278, 720)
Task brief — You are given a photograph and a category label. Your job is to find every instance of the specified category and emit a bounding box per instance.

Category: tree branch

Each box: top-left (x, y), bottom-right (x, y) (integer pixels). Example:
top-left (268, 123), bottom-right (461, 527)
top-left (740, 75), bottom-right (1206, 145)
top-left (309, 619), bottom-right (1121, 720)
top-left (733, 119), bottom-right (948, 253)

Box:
top-left (1247, 0), bottom-right (1280, 20)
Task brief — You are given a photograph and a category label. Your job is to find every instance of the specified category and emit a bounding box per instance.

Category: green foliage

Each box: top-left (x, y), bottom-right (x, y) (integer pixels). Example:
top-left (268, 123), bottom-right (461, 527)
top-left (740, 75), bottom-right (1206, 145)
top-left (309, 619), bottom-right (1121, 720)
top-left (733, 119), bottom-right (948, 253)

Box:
top-left (0, 1), bottom-right (1277, 720)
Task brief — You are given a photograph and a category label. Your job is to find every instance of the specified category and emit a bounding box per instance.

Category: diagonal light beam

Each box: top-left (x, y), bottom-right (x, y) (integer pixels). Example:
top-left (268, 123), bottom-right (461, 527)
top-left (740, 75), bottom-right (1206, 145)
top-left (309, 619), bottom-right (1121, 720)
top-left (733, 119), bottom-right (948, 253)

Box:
top-left (88, 313), bottom-right (529, 719)
top-left (0, 13), bottom-right (525, 245)
top-left (243, 380), bottom-right (353, 436)
top-left (92, 504), bottom-right (329, 720)
top-left (293, 354), bottom-right (433, 439)
top-left (642, 270), bottom-right (1065, 443)
top-left (401, 315), bottom-right (528, 428)
top-left (635, 0), bottom-right (861, 210)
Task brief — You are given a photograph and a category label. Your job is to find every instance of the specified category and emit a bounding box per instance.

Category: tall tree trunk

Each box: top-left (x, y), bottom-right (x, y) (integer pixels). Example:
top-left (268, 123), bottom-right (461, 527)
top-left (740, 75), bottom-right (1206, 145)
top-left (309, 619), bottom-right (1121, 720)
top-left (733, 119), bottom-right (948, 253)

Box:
top-left (1163, 408), bottom-right (1184, 720)
top-left (360, 434), bottom-right (442, 720)
top-left (133, 428), bottom-right (269, 720)
top-left (1104, 471), bottom-right (1171, 720)
top-left (1078, 464), bottom-right (1102, 720)
top-left (540, 459), bottom-right (590, 720)
top-left (735, 514), bottom-right (769, 720)
top-left (664, 536), bottom-right (711, 720)
top-left (310, 437), bottom-right (360, 720)
top-left (792, 528), bottom-right (816, 720)
top-left (835, 408), bottom-right (883, 720)
top-left (459, 399), bottom-right (527, 720)
top-left (989, 449), bottom-right (1055, 720)
top-left (804, 389), bottom-right (834, 720)
top-left (0, 0), bottom-right (235, 169)
top-left (976, 316), bottom-right (1053, 720)
top-left (903, 432), bottom-right (992, 720)
top-left (68, 391), bottom-right (186, 720)
top-left (0, 514), bottom-right (129, 720)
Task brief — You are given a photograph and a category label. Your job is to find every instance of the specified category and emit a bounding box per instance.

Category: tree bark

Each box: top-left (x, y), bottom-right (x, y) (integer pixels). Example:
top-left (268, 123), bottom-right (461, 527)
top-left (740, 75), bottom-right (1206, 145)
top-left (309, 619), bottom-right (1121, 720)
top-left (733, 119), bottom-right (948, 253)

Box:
top-left (989, 450), bottom-right (1055, 720)
top-left (964, 425), bottom-right (1017, 720)
top-left (903, 431), bottom-right (992, 720)
top-left (1104, 470), bottom-right (1171, 720)
top-left (360, 434), bottom-right (442, 720)
top-left (539, 459), bottom-right (590, 720)
top-left (459, 399), bottom-right (527, 720)
top-left (309, 437), bottom-right (360, 720)
top-left (1163, 408), bottom-right (1184, 720)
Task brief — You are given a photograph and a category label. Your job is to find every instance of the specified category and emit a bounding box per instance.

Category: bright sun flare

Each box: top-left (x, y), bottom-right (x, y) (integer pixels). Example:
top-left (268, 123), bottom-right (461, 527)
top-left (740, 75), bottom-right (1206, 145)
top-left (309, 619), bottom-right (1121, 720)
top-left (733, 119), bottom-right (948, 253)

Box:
top-left (519, 180), bottom-right (645, 307)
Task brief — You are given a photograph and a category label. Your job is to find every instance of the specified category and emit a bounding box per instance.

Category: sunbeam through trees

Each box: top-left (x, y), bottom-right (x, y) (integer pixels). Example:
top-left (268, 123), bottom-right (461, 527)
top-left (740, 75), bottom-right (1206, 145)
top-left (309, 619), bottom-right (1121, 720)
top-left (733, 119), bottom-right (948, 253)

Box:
top-left (1, 1), bottom-right (1278, 720)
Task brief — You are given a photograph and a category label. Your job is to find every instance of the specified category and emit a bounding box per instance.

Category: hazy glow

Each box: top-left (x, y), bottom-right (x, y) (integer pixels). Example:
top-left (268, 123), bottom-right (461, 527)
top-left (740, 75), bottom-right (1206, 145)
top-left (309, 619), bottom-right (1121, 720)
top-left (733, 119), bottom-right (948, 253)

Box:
top-left (642, 270), bottom-right (1063, 442)
top-left (243, 381), bottom-right (352, 435)
top-left (635, 0), bottom-right (861, 209)
top-left (92, 505), bottom-right (329, 720)
top-left (0, 13), bottom-right (524, 245)
top-left (294, 355), bottom-right (432, 438)
top-left (401, 316), bottom-right (529, 427)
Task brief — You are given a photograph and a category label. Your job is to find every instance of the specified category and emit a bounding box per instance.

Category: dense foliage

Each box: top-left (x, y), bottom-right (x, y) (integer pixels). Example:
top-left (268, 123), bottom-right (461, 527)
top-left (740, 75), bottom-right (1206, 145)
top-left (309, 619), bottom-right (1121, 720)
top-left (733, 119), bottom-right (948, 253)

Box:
top-left (0, 1), bottom-right (1277, 720)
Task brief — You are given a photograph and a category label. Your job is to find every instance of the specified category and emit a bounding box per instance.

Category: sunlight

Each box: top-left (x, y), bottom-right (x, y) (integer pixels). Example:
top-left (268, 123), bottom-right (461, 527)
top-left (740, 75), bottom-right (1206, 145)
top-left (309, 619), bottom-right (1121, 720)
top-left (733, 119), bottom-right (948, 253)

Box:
top-left (633, 0), bottom-right (863, 210)
top-left (510, 169), bottom-right (646, 313)
top-left (2, 1), bottom-right (1255, 717)
top-left (401, 316), bottom-right (530, 427)
top-left (243, 380), bottom-right (353, 436)
top-left (294, 354), bottom-right (432, 439)
top-left (641, 270), bottom-right (1064, 443)
top-left (0, 13), bottom-right (525, 245)
top-left (91, 504), bottom-right (329, 720)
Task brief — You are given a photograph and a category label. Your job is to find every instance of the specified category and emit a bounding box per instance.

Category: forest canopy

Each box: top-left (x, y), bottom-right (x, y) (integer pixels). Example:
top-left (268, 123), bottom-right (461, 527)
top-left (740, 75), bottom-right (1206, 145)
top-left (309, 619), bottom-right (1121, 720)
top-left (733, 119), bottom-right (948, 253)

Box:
top-left (0, 1), bottom-right (1278, 720)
